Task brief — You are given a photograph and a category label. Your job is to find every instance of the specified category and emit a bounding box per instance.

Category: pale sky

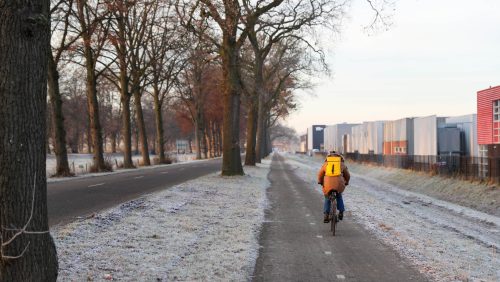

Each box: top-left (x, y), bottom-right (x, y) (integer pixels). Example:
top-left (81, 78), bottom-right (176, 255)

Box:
top-left (285, 0), bottom-right (500, 134)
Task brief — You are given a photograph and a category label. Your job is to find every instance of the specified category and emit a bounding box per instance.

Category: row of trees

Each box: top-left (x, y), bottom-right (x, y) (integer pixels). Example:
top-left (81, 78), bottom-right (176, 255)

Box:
top-left (47, 0), bottom-right (312, 178)
top-left (1, 0), bottom-right (389, 279)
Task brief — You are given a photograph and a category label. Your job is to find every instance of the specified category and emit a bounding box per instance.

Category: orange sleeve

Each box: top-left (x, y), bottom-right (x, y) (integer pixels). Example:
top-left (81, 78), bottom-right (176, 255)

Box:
top-left (343, 166), bottom-right (350, 184)
top-left (317, 163), bottom-right (326, 184)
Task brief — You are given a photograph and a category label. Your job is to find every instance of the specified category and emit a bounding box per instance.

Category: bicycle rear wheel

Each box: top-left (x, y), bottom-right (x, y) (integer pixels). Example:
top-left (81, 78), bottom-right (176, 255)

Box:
top-left (330, 198), bottom-right (337, 236)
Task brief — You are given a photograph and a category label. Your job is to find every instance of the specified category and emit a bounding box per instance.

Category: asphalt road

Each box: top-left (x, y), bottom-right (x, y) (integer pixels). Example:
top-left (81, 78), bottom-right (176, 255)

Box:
top-left (47, 158), bottom-right (222, 226)
top-left (252, 154), bottom-right (427, 282)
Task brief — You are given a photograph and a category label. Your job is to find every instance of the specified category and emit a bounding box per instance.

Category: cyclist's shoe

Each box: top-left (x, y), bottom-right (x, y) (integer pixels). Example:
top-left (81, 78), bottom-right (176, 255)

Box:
top-left (338, 212), bottom-right (344, 221)
top-left (323, 214), bottom-right (330, 223)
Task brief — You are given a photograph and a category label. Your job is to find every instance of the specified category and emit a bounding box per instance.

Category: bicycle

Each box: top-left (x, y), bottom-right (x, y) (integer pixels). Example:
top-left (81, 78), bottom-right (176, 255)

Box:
top-left (328, 191), bottom-right (339, 236)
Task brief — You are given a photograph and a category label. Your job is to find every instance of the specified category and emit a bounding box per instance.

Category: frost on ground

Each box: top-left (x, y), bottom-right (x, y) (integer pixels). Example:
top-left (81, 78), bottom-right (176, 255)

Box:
top-left (47, 154), bottom-right (207, 183)
top-left (348, 163), bottom-right (500, 217)
top-left (285, 153), bottom-right (500, 282)
top-left (53, 162), bottom-right (270, 281)
top-left (46, 153), bottom-right (197, 178)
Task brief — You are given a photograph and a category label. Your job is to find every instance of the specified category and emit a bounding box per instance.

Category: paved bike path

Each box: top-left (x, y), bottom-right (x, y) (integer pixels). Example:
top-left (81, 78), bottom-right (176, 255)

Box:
top-left (252, 154), bottom-right (426, 281)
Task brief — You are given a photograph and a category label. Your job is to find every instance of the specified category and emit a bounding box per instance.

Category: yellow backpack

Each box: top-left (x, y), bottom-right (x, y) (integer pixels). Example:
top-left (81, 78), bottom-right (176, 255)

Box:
top-left (325, 156), bottom-right (342, 177)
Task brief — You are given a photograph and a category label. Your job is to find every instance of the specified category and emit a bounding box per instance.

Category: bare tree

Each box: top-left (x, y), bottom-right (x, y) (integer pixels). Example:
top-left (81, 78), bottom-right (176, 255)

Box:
top-left (146, 1), bottom-right (187, 163)
top-left (175, 25), bottom-right (217, 160)
top-left (72, 0), bottom-right (112, 171)
top-left (0, 1), bottom-right (58, 279)
top-left (48, 0), bottom-right (79, 176)
top-left (177, 0), bottom-right (284, 175)
top-left (106, 0), bottom-right (136, 167)
top-left (126, 1), bottom-right (158, 166)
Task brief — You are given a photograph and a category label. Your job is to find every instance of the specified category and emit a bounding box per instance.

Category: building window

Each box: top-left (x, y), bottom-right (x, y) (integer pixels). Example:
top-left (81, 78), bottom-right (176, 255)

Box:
top-left (494, 100), bottom-right (500, 121)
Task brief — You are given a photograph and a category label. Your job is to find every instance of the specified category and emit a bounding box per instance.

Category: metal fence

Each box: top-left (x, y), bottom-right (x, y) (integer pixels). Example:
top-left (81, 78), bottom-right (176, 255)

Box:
top-left (344, 153), bottom-right (500, 184)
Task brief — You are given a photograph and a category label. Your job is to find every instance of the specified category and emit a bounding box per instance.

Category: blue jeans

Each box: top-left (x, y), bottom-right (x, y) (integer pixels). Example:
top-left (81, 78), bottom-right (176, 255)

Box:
top-left (324, 193), bottom-right (345, 214)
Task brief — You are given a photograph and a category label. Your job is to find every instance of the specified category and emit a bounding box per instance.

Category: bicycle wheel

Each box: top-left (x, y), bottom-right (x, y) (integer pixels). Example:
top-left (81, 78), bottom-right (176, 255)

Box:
top-left (330, 197), bottom-right (337, 236)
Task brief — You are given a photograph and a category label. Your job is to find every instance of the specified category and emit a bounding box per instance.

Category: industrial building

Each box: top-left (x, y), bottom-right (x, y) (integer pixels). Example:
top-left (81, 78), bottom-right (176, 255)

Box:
top-left (413, 115), bottom-right (447, 156)
top-left (477, 85), bottom-right (500, 157)
top-left (323, 123), bottom-right (359, 154)
top-left (446, 114), bottom-right (479, 157)
top-left (383, 118), bottom-right (414, 155)
top-left (307, 125), bottom-right (326, 151)
top-left (349, 121), bottom-right (385, 154)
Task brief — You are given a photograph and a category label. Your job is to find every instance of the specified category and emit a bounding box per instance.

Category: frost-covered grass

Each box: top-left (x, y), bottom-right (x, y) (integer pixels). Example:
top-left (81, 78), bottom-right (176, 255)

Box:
top-left (46, 153), bottom-right (198, 178)
top-left (53, 161), bottom-right (270, 281)
top-left (47, 153), bottom-right (209, 183)
top-left (284, 153), bottom-right (500, 282)
top-left (348, 163), bottom-right (500, 217)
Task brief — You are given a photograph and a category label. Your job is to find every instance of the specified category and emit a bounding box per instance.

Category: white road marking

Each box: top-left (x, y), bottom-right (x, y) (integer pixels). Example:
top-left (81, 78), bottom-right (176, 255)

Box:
top-left (88, 183), bottom-right (105, 188)
top-left (337, 275), bottom-right (346, 280)
top-left (316, 235), bottom-right (323, 238)
top-left (161, 171), bottom-right (169, 174)
top-left (306, 214), bottom-right (311, 217)
top-left (179, 168), bottom-right (185, 171)
top-left (310, 222), bottom-right (316, 225)
top-left (325, 251), bottom-right (332, 255)
top-left (134, 176), bottom-right (144, 179)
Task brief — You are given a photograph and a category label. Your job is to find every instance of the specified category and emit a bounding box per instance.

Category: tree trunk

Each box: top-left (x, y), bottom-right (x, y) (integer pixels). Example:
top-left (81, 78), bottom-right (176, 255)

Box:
top-left (202, 128), bottom-right (208, 159)
top-left (47, 54), bottom-right (72, 176)
top-left (265, 115), bottom-right (272, 156)
top-left (86, 121), bottom-right (92, 154)
top-left (77, 0), bottom-right (106, 172)
top-left (117, 16), bottom-right (133, 168)
top-left (210, 122), bottom-right (216, 158)
top-left (111, 133), bottom-right (117, 153)
top-left (254, 60), bottom-right (266, 164)
top-left (84, 54), bottom-right (106, 170)
top-left (0, 1), bottom-right (58, 279)
top-left (120, 97), bottom-right (134, 168)
top-left (217, 123), bottom-right (222, 157)
top-left (244, 100), bottom-right (258, 166)
top-left (194, 121), bottom-right (202, 160)
top-left (220, 37), bottom-right (244, 175)
top-left (152, 88), bottom-right (166, 163)
top-left (133, 89), bottom-right (150, 166)
top-left (134, 128), bottom-right (139, 155)
top-left (207, 122), bottom-right (214, 158)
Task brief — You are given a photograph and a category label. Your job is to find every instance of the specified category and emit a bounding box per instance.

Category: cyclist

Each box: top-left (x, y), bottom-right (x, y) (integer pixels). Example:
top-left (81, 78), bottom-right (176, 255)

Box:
top-left (317, 151), bottom-right (350, 223)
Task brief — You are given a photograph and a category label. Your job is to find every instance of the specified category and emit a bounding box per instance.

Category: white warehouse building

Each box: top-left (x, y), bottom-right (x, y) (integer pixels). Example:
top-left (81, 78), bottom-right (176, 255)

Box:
top-left (349, 121), bottom-right (385, 154)
top-left (323, 123), bottom-right (359, 154)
